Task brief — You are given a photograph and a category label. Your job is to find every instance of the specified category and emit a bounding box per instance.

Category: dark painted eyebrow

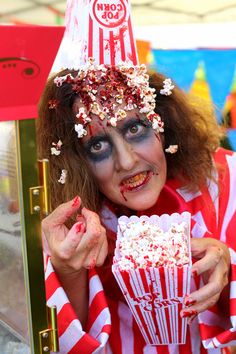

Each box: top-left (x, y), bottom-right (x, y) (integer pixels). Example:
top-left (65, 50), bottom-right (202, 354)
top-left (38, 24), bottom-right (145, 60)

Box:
top-left (83, 116), bottom-right (148, 148)
top-left (117, 117), bottom-right (142, 134)
top-left (83, 133), bottom-right (110, 149)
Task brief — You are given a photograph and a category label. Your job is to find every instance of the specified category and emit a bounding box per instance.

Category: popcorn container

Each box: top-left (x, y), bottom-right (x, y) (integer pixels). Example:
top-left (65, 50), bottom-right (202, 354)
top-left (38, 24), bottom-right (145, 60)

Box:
top-left (112, 212), bottom-right (192, 345)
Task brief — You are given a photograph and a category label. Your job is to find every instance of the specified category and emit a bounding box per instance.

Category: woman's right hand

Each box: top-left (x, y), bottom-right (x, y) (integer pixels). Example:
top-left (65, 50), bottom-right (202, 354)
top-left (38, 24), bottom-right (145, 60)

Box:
top-left (42, 196), bottom-right (108, 275)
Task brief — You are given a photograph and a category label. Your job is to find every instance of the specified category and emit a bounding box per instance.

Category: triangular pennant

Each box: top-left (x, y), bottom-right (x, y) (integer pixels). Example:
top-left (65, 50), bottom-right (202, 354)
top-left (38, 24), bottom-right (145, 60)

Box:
top-left (223, 68), bottom-right (236, 129)
top-left (136, 39), bottom-right (151, 64)
top-left (189, 61), bottom-right (213, 104)
top-left (227, 129), bottom-right (236, 151)
top-left (203, 49), bottom-right (236, 113)
top-left (230, 67), bottom-right (236, 93)
top-left (152, 49), bottom-right (201, 92)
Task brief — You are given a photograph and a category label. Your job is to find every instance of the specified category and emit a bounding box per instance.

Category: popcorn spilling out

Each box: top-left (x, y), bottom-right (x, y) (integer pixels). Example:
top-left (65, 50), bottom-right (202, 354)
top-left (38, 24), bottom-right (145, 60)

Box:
top-left (48, 99), bottom-right (59, 109)
top-left (51, 139), bottom-right (63, 156)
top-left (116, 220), bottom-right (189, 270)
top-left (160, 78), bottom-right (175, 96)
top-left (74, 123), bottom-right (87, 138)
top-left (53, 58), bottom-right (164, 137)
top-left (165, 144), bottom-right (178, 154)
top-left (58, 169), bottom-right (68, 184)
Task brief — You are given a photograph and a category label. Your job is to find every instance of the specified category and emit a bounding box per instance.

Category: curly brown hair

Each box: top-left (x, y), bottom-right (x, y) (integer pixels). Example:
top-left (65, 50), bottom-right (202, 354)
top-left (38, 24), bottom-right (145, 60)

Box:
top-left (37, 69), bottom-right (100, 213)
top-left (149, 72), bottom-right (223, 189)
top-left (37, 69), bottom-right (223, 214)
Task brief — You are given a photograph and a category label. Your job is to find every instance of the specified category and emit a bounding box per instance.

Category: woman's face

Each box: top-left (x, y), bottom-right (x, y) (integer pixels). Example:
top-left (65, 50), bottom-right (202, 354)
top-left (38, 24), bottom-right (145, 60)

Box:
top-left (81, 109), bottom-right (167, 211)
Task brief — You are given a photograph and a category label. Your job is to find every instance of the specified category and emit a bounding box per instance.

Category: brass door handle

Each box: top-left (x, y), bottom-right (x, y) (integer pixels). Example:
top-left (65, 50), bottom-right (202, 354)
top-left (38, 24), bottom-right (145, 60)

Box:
top-left (29, 159), bottom-right (51, 215)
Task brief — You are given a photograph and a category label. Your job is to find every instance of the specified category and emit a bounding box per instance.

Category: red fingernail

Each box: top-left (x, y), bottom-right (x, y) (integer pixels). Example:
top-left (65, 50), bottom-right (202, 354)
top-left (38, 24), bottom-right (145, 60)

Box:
top-left (72, 196), bottom-right (80, 207)
top-left (191, 269), bottom-right (198, 277)
top-left (89, 259), bottom-right (96, 269)
top-left (75, 222), bottom-right (85, 233)
top-left (182, 310), bottom-right (198, 318)
top-left (185, 298), bottom-right (196, 307)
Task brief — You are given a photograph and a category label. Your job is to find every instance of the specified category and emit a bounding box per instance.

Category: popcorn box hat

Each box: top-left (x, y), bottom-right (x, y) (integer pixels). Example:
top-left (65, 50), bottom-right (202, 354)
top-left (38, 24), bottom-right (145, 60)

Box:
top-left (53, 0), bottom-right (138, 70)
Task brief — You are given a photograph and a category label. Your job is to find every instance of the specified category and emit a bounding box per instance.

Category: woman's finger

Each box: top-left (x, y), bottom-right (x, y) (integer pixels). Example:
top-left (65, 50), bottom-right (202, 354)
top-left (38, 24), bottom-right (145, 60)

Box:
top-left (191, 245), bottom-right (223, 276)
top-left (181, 295), bottom-right (220, 319)
top-left (83, 248), bottom-right (100, 269)
top-left (59, 221), bottom-right (86, 258)
top-left (96, 237), bottom-right (108, 267)
top-left (42, 196), bottom-right (82, 231)
top-left (81, 207), bottom-right (100, 230)
top-left (184, 259), bottom-right (228, 307)
top-left (79, 207), bottom-right (105, 251)
top-left (185, 279), bottom-right (221, 306)
top-left (82, 226), bottom-right (107, 268)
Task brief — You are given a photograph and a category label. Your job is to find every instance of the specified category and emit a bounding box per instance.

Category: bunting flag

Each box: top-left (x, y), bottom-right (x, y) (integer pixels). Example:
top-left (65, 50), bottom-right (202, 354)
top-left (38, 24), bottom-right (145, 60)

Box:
top-left (136, 39), bottom-right (151, 64)
top-left (203, 50), bottom-right (236, 114)
top-left (152, 49), bottom-right (201, 92)
top-left (152, 49), bottom-right (236, 120)
top-left (189, 61), bottom-right (213, 105)
top-left (223, 68), bottom-right (236, 129)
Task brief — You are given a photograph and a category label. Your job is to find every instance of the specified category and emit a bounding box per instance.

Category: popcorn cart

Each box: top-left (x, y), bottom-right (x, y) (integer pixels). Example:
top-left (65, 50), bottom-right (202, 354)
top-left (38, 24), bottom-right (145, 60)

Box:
top-left (0, 24), bottom-right (64, 354)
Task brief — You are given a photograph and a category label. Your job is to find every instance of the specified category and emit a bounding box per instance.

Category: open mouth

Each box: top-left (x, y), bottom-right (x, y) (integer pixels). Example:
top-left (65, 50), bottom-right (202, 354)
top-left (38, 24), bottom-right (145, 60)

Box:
top-left (121, 171), bottom-right (152, 191)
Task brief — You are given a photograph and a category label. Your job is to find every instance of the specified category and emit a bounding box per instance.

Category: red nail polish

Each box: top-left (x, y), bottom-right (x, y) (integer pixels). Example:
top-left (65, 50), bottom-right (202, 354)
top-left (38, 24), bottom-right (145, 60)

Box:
top-left (75, 222), bottom-right (85, 233)
top-left (185, 299), bottom-right (196, 307)
top-left (89, 259), bottom-right (96, 269)
top-left (191, 269), bottom-right (198, 277)
top-left (182, 310), bottom-right (198, 318)
top-left (72, 196), bottom-right (80, 207)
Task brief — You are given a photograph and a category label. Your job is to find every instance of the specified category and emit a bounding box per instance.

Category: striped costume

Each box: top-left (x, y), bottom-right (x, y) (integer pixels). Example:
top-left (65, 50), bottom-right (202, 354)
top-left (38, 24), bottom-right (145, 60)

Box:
top-left (45, 148), bottom-right (236, 353)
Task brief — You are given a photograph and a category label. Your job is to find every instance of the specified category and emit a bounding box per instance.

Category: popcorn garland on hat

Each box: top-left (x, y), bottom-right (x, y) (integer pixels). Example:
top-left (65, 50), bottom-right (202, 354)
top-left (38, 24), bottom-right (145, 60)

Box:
top-left (54, 58), bottom-right (164, 138)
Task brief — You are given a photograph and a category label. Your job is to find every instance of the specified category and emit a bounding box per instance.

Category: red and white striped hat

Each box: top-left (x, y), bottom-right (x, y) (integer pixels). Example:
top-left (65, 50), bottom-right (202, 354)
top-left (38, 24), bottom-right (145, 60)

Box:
top-left (53, 0), bottom-right (138, 69)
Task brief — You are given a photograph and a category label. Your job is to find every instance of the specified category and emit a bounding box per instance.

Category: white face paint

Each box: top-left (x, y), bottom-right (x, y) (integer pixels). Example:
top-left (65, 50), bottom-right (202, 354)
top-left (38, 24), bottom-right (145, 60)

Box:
top-left (82, 109), bottom-right (167, 211)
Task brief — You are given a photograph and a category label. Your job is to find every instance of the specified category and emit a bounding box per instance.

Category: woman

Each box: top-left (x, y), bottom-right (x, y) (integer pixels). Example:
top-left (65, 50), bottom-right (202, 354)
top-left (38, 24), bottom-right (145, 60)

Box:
top-left (37, 61), bottom-right (236, 354)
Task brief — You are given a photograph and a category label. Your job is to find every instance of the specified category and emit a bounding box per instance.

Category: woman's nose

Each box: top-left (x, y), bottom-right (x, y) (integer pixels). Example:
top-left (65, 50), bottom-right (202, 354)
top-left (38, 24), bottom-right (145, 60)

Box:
top-left (114, 139), bottom-right (138, 171)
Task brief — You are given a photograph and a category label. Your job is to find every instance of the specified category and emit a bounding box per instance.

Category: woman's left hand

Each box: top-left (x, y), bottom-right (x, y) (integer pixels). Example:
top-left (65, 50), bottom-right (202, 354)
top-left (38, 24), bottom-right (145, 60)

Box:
top-left (180, 237), bottom-right (231, 322)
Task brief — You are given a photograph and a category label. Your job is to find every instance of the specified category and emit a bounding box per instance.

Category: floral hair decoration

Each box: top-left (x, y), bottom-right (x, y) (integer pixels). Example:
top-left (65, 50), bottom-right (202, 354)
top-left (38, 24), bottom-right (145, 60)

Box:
top-left (53, 58), bottom-right (165, 138)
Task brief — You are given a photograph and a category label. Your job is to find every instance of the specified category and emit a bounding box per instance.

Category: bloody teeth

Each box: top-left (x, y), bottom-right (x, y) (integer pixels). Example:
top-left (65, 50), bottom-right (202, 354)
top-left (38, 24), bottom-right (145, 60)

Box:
top-left (123, 172), bottom-right (147, 187)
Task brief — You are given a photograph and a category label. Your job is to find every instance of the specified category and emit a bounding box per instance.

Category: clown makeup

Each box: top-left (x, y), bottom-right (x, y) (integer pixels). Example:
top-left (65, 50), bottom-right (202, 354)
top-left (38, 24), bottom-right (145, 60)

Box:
top-left (81, 108), bottom-right (167, 212)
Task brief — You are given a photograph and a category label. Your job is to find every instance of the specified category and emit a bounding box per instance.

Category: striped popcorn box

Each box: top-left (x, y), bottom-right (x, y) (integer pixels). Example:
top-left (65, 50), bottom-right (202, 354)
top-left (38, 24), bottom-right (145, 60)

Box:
top-left (112, 212), bottom-right (192, 345)
top-left (53, 0), bottom-right (138, 71)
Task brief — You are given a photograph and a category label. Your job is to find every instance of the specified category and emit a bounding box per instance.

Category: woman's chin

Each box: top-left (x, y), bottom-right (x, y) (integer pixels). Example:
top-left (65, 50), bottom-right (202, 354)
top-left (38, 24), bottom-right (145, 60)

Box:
top-left (121, 191), bottom-right (159, 212)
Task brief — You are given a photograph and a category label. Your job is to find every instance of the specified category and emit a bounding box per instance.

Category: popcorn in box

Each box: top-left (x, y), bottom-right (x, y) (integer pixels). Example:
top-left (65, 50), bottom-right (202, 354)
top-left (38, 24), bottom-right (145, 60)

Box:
top-left (112, 212), bottom-right (192, 345)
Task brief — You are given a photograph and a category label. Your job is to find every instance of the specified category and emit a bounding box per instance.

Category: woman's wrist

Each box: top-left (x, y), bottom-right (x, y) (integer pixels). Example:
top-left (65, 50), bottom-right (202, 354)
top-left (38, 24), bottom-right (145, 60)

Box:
top-left (51, 260), bottom-right (89, 326)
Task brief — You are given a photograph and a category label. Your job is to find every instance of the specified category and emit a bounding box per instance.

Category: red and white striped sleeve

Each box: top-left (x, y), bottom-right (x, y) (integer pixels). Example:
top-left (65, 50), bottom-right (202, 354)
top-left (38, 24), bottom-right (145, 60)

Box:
top-left (197, 150), bottom-right (236, 349)
top-left (45, 258), bottom-right (111, 354)
top-left (197, 247), bottom-right (236, 349)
